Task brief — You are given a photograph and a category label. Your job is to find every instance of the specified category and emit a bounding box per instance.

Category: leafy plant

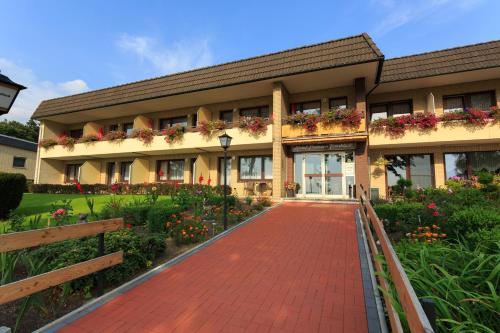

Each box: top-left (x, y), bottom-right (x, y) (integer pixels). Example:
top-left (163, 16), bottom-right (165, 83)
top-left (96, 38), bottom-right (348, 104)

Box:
top-left (78, 134), bottom-right (100, 144)
top-left (130, 128), bottom-right (156, 144)
top-left (103, 130), bottom-right (127, 141)
top-left (238, 116), bottom-right (267, 135)
top-left (0, 172), bottom-right (27, 219)
top-left (38, 138), bottom-right (58, 149)
top-left (162, 125), bottom-right (184, 144)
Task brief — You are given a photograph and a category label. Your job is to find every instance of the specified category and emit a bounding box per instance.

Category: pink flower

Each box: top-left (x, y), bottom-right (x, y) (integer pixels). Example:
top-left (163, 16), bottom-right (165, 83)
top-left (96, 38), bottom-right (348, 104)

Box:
top-left (427, 202), bottom-right (437, 210)
top-left (432, 211), bottom-right (440, 217)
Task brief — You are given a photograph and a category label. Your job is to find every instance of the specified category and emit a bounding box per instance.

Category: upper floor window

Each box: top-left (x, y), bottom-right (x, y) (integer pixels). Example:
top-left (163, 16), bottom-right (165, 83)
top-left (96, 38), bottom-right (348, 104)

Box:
top-left (69, 129), bottom-right (83, 139)
top-left (123, 123), bottom-right (134, 135)
top-left (65, 164), bottom-right (81, 183)
top-left (159, 116), bottom-right (188, 129)
top-left (219, 110), bottom-right (233, 123)
top-left (370, 100), bottom-right (412, 121)
top-left (443, 91), bottom-right (496, 113)
top-left (108, 124), bottom-right (119, 132)
top-left (329, 97), bottom-right (348, 110)
top-left (240, 106), bottom-right (270, 119)
top-left (12, 156), bottom-right (26, 168)
top-left (191, 113), bottom-right (198, 127)
top-left (290, 101), bottom-right (321, 115)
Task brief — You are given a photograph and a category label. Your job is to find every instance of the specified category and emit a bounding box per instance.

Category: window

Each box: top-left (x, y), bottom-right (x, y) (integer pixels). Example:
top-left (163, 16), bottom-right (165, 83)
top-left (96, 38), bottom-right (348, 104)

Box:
top-left (386, 154), bottom-right (433, 189)
top-left (191, 114), bottom-right (198, 128)
top-left (329, 97), bottom-right (348, 110)
top-left (123, 123), bottom-right (134, 136)
top-left (69, 129), bottom-right (83, 139)
top-left (219, 110), bottom-right (233, 123)
top-left (159, 116), bottom-right (188, 129)
top-left (219, 157), bottom-right (232, 186)
top-left (106, 162), bottom-right (116, 185)
top-left (370, 100), bottom-right (412, 121)
top-left (65, 164), bottom-right (81, 183)
top-left (291, 101), bottom-right (321, 115)
top-left (239, 156), bottom-right (272, 180)
top-left (120, 161), bottom-right (132, 182)
top-left (12, 157), bottom-right (26, 168)
top-left (108, 124), bottom-right (119, 132)
top-left (240, 106), bottom-right (270, 119)
top-left (443, 91), bottom-right (495, 113)
top-left (444, 151), bottom-right (500, 179)
top-left (157, 160), bottom-right (185, 181)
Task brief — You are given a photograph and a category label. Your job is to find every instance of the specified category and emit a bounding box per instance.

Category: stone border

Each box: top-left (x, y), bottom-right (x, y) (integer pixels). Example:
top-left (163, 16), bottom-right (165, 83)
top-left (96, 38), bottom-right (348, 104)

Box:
top-left (355, 209), bottom-right (388, 333)
top-left (35, 204), bottom-right (279, 333)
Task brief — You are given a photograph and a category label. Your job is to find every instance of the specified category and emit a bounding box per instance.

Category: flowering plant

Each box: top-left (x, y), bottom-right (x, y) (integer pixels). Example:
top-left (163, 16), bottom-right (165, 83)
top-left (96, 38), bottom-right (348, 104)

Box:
top-left (130, 128), bottom-right (156, 144)
top-left (285, 113), bottom-right (320, 132)
top-left (238, 116), bottom-right (267, 135)
top-left (74, 180), bottom-right (95, 217)
top-left (38, 138), bottom-right (58, 150)
top-left (284, 181), bottom-right (299, 191)
top-left (374, 155), bottom-right (391, 167)
top-left (58, 135), bottom-right (77, 149)
top-left (78, 134), bottom-right (100, 144)
top-left (198, 120), bottom-right (227, 137)
top-left (49, 199), bottom-right (72, 225)
top-left (145, 185), bottom-right (159, 205)
top-left (104, 130), bottom-right (127, 141)
top-left (321, 107), bottom-right (363, 128)
top-left (406, 201), bottom-right (446, 244)
top-left (370, 113), bottom-right (438, 136)
top-left (162, 125), bottom-right (184, 143)
top-left (440, 108), bottom-right (489, 126)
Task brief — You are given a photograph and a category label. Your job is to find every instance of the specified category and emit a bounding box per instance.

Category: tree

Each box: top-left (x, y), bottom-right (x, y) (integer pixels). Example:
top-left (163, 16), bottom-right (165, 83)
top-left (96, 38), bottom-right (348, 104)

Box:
top-left (0, 119), bottom-right (39, 142)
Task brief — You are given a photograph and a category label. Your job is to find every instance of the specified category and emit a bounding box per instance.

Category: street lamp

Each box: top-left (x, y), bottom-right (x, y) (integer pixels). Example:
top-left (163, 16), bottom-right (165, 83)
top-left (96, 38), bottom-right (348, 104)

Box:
top-left (0, 73), bottom-right (26, 115)
top-left (218, 132), bottom-right (232, 230)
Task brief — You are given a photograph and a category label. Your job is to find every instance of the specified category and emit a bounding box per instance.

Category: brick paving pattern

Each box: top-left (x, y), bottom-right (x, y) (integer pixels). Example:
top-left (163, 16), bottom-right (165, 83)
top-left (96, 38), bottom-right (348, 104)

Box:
top-left (59, 203), bottom-right (368, 333)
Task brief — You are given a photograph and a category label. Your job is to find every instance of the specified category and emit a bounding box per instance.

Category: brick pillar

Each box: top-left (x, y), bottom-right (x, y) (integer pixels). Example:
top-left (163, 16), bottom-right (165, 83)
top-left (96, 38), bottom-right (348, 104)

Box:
top-left (354, 77), bottom-right (369, 197)
top-left (272, 82), bottom-right (289, 200)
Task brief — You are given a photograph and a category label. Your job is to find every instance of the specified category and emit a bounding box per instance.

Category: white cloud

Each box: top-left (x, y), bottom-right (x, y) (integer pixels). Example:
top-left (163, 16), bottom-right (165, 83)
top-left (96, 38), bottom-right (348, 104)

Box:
top-left (0, 58), bottom-right (89, 122)
top-left (371, 0), bottom-right (483, 36)
top-left (116, 34), bottom-right (213, 75)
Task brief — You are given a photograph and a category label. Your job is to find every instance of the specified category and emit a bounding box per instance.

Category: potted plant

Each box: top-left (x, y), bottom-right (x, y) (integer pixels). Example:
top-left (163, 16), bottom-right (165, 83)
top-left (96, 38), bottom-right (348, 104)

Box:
top-left (284, 181), bottom-right (299, 197)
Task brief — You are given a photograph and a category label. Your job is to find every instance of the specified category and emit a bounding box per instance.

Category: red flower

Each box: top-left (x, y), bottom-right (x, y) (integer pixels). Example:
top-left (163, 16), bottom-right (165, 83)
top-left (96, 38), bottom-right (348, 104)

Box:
top-left (427, 202), bottom-right (437, 210)
top-left (198, 175), bottom-right (204, 184)
top-left (207, 178), bottom-right (211, 186)
top-left (111, 183), bottom-right (119, 193)
top-left (73, 180), bottom-right (84, 194)
top-left (97, 128), bottom-right (104, 140)
top-left (432, 211), bottom-right (440, 217)
top-left (126, 224), bottom-right (133, 229)
top-left (158, 169), bottom-right (165, 177)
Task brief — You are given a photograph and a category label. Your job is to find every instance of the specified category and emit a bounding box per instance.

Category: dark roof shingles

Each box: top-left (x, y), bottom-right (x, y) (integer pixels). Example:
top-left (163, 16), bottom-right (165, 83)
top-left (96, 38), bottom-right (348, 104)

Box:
top-left (381, 40), bottom-right (500, 82)
top-left (33, 34), bottom-right (382, 118)
top-left (0, 134), bottom-right (37, 152)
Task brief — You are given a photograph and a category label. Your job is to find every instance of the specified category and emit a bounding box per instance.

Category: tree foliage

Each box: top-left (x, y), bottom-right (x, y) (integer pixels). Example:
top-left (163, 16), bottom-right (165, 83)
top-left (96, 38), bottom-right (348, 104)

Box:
top-left (0, 119), bottom-right (39, 142)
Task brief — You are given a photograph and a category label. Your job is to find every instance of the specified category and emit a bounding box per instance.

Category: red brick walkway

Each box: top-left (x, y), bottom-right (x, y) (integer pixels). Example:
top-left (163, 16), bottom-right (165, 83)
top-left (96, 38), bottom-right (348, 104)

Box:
top-left (59, 203), bottom-right (368, 333)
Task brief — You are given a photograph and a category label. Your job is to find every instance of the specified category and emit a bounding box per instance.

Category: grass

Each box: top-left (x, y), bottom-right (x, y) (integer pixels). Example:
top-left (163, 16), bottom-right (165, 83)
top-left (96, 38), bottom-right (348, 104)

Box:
top-left (2, 193), bottom-right (171, 227)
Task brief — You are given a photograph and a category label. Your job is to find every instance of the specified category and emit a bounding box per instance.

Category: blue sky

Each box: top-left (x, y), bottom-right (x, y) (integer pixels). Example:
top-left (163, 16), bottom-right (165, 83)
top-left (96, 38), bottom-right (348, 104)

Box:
top-left (1, 0), bottom-right (499, 121)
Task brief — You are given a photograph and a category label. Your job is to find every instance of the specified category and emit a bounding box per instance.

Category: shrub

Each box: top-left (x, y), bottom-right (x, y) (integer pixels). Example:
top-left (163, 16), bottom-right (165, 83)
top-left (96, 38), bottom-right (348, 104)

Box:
top-left (0, 172), bottom-right (27, 219)
top-left (256, 196), bottom-right (272, 207)
top-left (374, 202), bottom-right (426, 234)
top-left (147, 204), bottom-right (184, 233)
top-left (121, 205), bottom-right (151, 226)
top-left (172, 219), bottom-right (209, 245)
top-left (447, 206), bottom-right (500, 245)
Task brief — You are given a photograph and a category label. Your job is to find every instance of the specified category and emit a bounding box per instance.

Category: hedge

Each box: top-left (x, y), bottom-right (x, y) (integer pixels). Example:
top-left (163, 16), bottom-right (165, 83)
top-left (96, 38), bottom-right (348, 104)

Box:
top-left (0, 172), bottom-right (27, 219)
top-left (29, 183), bottom-right (231, 196)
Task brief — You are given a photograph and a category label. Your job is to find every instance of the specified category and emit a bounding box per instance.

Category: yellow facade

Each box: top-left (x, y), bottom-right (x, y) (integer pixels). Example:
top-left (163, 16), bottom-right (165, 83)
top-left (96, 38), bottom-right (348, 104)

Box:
top-left (0, 144), bottom-right (37, 179)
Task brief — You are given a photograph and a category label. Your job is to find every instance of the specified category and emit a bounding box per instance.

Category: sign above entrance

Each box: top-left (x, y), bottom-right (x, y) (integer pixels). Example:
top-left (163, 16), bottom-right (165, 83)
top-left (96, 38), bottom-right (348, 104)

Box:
top-left (291, 143), bottom-right (356, 153)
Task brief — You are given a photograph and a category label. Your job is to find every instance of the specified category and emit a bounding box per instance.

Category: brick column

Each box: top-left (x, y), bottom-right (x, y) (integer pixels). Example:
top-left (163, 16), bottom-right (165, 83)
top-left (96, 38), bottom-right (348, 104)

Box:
top-left (354, 77), bottom-right (369, 197)
top-left (272, 82), bottom-right (289, 200)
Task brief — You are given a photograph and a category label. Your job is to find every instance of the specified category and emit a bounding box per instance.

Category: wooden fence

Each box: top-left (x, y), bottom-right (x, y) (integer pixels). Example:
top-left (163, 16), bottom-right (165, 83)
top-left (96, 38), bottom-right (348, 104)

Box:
top-left (0, 218), bottom-right (124, 305)
top-left (359, 186), bottom-right (435, 333)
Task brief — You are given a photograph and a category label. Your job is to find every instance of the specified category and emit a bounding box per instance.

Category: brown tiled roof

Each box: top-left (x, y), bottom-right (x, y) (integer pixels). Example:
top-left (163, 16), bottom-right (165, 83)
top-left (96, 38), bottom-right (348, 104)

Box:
top-left (33, 33), bottom-right (383, 118)
top-left (381, 39), bottom-right (500, 82)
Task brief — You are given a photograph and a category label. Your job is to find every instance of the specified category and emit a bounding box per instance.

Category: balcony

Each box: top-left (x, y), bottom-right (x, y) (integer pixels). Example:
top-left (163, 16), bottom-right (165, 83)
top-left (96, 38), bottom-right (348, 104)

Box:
top-left (39, 125), bottom-right (273, 160)
top-left (282, 119), bottom-right (366, 141)
top-left (369, 120), bottom-right (499, 148)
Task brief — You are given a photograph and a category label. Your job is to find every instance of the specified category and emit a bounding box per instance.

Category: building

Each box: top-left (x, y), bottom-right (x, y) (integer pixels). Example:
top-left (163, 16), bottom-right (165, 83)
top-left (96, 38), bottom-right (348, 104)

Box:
top-left (0, 134), bottom-right (37, 180)
top-left (32, 33), bottom-right (500, 199)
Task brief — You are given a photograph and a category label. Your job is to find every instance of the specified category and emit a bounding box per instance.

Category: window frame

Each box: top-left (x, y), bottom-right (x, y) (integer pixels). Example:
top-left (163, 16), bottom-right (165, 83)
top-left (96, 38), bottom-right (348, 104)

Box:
top-left (443, 90), bottom-right (496, 112)
top-left (219, 110), bottom-right (234, 123)
top-left (369, 100), bottom-right (413, 121)
top-left (120, 161), bottom-right (133, 183)
top-left (443, 150), bottom-right (500, 179)
top-left (159, 116), bottom-right (188, 130)
top-left (156, 159), bottom-right (185, 182)
top-left (238, 155), bottom-right (273, 181)
top-left (329, 97), bottom-right (348, 110)
top-left (65, 164), bottom-right (82, 183)
top-left (12, 156), bottom-right (26, 168)
top-left (239, 105), bottom-right (270, 119)
top-left (290, 100), bottom-right (322, 115)
top-left (385, 154), bottom-right (435, 191)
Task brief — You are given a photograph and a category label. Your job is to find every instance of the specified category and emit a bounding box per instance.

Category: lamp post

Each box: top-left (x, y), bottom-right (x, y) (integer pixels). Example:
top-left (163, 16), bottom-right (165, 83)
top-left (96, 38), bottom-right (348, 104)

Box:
top-left (0, 73), bottom-right (26, 115)
top-left (218, 132), bottom-right (232, 230)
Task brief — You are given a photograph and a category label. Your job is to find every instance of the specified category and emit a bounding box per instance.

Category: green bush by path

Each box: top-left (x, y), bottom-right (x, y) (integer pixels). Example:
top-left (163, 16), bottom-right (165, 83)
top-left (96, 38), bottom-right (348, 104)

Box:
top-left (0, 172), bottom-right (26, 219)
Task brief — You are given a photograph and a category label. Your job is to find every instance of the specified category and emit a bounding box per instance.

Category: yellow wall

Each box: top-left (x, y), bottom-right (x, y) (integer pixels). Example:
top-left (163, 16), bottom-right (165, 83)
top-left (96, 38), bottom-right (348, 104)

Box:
top-left (0, 144), bottom-right (37, 179)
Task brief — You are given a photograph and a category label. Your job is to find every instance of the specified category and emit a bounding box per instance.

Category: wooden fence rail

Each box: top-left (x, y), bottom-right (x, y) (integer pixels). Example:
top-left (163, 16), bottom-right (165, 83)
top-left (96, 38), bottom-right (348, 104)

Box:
top-left (0, 218), bottom-right (124, 306)
top-left (359, 186), bottom-right (435, 333)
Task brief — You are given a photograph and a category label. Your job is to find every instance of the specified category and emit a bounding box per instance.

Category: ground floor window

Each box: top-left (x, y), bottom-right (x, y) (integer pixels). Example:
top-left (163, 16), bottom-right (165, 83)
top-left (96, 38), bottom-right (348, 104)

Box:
top-left (239, 156), bottom-right (272, 180)
top-left (65, 164), bottom-right (81, 183)
top-left (386, 154), bottom-right (433, 189)
top-left (157, 160), bottom-right (184, 181)
top-left (445, 151), bottom-right (500, 179)
top-left (12, 156), bottom-right (26, 168)
top-left (218, 157), bottom-right (232, 186)
top-left (120, 161), bottom-right (132, 183)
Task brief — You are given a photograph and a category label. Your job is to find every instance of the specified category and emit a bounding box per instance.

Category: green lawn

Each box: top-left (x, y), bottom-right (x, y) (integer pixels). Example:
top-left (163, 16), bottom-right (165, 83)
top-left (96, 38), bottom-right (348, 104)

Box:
top-left (6, 193), bottom-right (171, 225)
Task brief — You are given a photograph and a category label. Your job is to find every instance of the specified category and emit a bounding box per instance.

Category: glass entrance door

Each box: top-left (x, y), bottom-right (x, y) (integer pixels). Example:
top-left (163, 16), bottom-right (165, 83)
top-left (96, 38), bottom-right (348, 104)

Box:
top-left (295, 152), bottom-right (355, 199)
